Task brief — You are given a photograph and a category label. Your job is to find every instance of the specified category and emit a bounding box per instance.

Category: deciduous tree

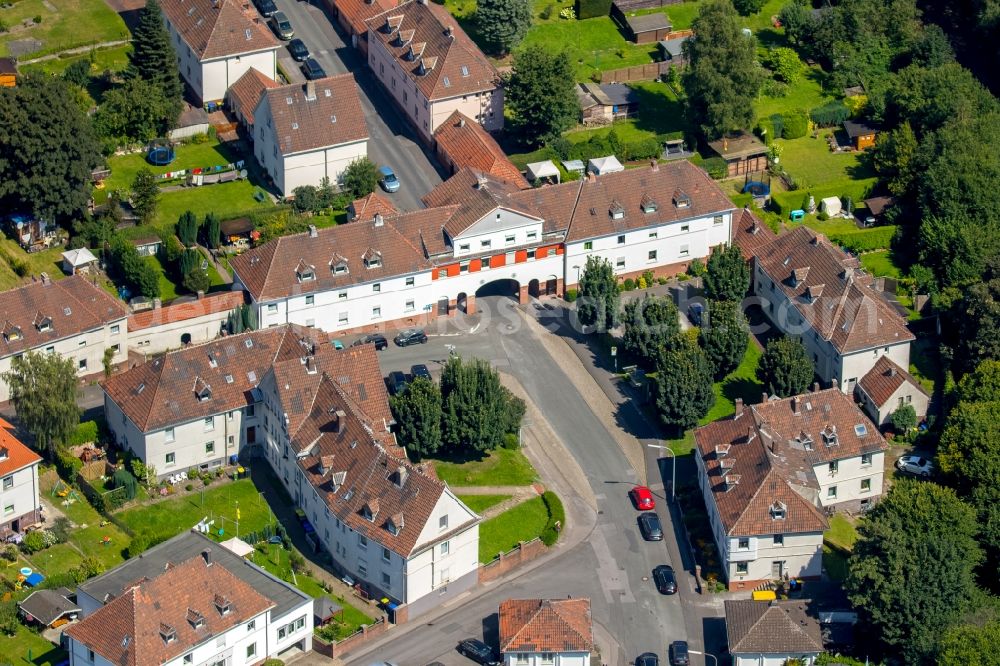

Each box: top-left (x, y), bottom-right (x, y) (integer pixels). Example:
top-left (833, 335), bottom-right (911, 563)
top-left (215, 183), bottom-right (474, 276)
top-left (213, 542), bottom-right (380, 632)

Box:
top-left (889, 403), bottom-right (916, 432)
top-left (109, 235), bottom-right (160, 298)
top-left (126, 0), bottom-right (182, 126)
top-left (476, 0), bottom-right (532, 56)
top-left (654, 334), bottom-right (715, 431)
top-left (622, 294), bottom-right (680, 368)
top-left (756, 337), bottom-right (813, 397)
top-left (704, 243), bottom-right (750, 302)
top-left (390, 378), bottom-right (443, 459)
top-left (682, 0), bottom-right (765, 140)
top-left (732, 0), bottom-right (765, 15)
top-left (440, 356), bottom-right (525, 454)
top-left (131, 168), bottom-right (160, 225)
top-left (576, 256), bottom-right (620, 333)
top-left (93, 78), bottom-right (171, 149)
top-left (951, 277), bottom-right (1000, 376)
top-left (342, 158), bottom-right (379, 199)
top-left (699, 300), bottom-right (749, 379)
top-left (938, 620), bottom-right (1000, 666)
top-left (506, 45), bottom-right (578, 146)
top-left (3, 352), bottom-right (80, 456)
top-left (845, 480), bottom-right (982, 664)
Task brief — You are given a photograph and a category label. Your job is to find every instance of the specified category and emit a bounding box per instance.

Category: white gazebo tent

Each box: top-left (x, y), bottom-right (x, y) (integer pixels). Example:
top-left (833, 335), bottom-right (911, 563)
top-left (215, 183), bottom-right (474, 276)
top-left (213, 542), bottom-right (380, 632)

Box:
top-left (61, 248), bottom-right (98, 275)
top-left (820, 196), bottom-right (842, 217)
top-left (526, 160), bottom-right (560, 184)
top-left (588, 155), bottom-right (624, 175)
top-left (219, 537), bottom-right (254, 558)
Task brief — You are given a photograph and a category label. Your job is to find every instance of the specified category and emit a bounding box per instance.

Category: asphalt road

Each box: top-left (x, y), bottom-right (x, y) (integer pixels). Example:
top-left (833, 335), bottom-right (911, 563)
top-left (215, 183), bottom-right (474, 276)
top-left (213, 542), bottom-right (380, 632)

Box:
top-left (346, 296), bottom-right (696, 666)
top-left (270, 0), bottom-right (444, 211)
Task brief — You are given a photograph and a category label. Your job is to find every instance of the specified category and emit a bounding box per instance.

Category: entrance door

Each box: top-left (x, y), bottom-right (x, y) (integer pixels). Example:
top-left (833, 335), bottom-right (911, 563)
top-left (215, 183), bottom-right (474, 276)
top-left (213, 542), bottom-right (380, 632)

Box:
top-left (528, 279), bottom-right (540, 298)
top-left (246, 426), bottom-right (256, 444)
top-left (545, 277), bottom-right (558, 295)
top-left (772, 560), bottom-right (783, 578)
top-left (437, 297), bottom-right (449, 316)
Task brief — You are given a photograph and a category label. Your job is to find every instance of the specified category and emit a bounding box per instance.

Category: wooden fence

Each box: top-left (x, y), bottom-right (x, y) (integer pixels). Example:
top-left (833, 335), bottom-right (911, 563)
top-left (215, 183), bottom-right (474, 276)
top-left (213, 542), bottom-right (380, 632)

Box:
top-left (600, 61), bottom-right (673, 83)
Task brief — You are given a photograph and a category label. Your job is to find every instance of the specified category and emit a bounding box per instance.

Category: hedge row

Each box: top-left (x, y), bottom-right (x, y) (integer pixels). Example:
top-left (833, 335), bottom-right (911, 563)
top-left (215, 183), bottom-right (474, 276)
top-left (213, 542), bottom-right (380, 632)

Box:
top-left (828, 226), bottom-right (898, 252)
top-left (576, 0), bottom-right (612, 19)
top-left (540, 491), bottom-right (566, 547)
top-left (810, 100), bottom-right (850, 128)
top-left (771, 181), bottom-right (874, 215)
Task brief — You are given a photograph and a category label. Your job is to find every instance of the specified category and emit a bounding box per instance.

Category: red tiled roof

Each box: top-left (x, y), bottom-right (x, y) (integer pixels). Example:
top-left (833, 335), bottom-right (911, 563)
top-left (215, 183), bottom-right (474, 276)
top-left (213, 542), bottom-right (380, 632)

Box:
top-left (335, 0), bottom-right (396, 35)
top-left (66, 555), bottom-right (272, 666)
top-left (256, 75), bottom-right (368, 156)
top-left (226, 67), bottom-right (279, 125)
top-left (365, 0), bottom-right (499, 101)
top-left (731, 207), bottom-right (777, 260)
top-left (857, 355), bottom-right (928, 409)
top-left (753, 226), bottom-right (913, 353)
top-left (0, 275), bottom-right (127, 356)
top-left (159, 0), bottom-right (280, 60)
top-left (349, 192), bottom-right (398, 222)
top-left (128, 291), bottom-right (246, 331)
top-left (434, 112), bottom-right (529, 188)
top-left (696, 388), bottom-right (892, 537)
top-left (499, 598), bottom-right (593, 653)
top-left (0, 423), bottom-right (41, 478)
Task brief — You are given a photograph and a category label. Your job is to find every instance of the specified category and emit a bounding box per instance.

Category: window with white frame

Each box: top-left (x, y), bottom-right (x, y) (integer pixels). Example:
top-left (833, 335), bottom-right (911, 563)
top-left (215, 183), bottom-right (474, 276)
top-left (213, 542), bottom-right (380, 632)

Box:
top-left (736, 561), bottom-right (748, 574)
top-left (372, 307), bottom-right (381, 319)
top-left (828, 486), bottom-right (838, 499)
top-left (205, 441), bottom-right (214, 454)
top-left (440, 541), bottom-right (450, 556)
top-left (505, 234), bottom-right (516, 245)
top-left (405, 300), bottom-right (415, 312)
top-left (204, 417), bottom-right (214, 431)
top-left (617, 234), bottom-right (626, 244)
top-left (681, 223), bottom-right (689, 232)
top-left (648, 250), bottom-right (658, 262)
top-left (373, 283), bottom-right (381, 293)
top-left (774, 533), bottom-right (784, 546)
top-left (406, 276), bottom-right (415, 287)
top-left (481, 239), bottom-right (491, 249)
top-left (714, 215), bottom-right (724, 225)
top-left (616, 257), bottom-right (626, 269)
top-left (861, 453), bottom-right (872, 466)
top-left (2, 476), bottom-right (11, 490)
top-left (338, 291), bottom-right (348, 300)
top-left (165, 427), bottom-right (175, 443)
top-left (439, 514), bottom-right (448, 530)
top-left (338, 312), bottom-right (348, 324)
top-left (246, 643), bottom-right (256, 659)
top-left (649, 231), bottom-right (658, 239)
top-left (166, 452), bottom-right (175, 466)
top-left (382, 547), bottom-right (391, 562)
top-left (305, 295), bottom-right (314, 305)
top-left (267, 304), bottom-right (278, 313)
top-left (861, 478), bottom-right (871, 492)
top-left (738, 537), bottom-right (750, 550)
top-left (526, 231), bottom-right (537, 241)
top-left (584, 241), bottom-right (593, 250)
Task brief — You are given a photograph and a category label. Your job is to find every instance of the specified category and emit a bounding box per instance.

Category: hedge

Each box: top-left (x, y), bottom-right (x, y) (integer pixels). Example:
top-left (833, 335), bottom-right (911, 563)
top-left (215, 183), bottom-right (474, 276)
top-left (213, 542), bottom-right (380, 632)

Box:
top-left (67, 420), bottom-right (99, 447)
top-left (539, 491), bottom-right (566, 546)
top-left (828, 226), bottom-right (897, 252)
top-left (771, 181), bottom-right (875, 215)
top-left (701, 156), bottom-right (728, 179)
top-left (810, 100), bottom-right (850, 128)
top-left (781, 109), bottom-right (810, 139)
top-left (576, 0), bottom-right (612, 19)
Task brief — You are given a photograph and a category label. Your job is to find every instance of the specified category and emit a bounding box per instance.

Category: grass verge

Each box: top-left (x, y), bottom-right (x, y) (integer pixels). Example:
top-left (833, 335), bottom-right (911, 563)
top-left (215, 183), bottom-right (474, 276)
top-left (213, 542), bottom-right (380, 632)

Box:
top-left (433, 447), bottom-right (538, 487)
top-left (0, 0), bottom-right (128, 59)
top-left (478, 495), bottom-right (549, 563)
top-left (456, 494), bottom-right (512, 513)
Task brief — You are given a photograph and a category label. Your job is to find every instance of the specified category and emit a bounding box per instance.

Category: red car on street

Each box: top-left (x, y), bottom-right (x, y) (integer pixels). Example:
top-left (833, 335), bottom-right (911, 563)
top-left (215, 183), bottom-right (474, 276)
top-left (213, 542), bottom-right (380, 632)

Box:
top-left (630, 485), bottom-right (655, 510)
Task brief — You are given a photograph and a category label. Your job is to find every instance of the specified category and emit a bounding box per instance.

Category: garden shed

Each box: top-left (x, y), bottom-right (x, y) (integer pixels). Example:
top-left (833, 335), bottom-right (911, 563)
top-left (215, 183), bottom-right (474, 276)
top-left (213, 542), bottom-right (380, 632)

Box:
top-left (618, 11), bottom-right (672, 44)
top-left (588, 155), bottom-right (625, 175)
top-left (313, 597), bottom-right (343, 625)
top-left (706, 132), bottom-right (767, 177)
top-left (18, 588), bottom-right (80, 628)
top-left (526, 160), bottom-right (560, 184)
top-left (577, 82), bottom-right (639, 123)
top-left (843, 120), bottom-right (878, 150)
top-left (657, 36), bottom-right (689, 63)
top-left (61, 248), bottom-right (98, 276)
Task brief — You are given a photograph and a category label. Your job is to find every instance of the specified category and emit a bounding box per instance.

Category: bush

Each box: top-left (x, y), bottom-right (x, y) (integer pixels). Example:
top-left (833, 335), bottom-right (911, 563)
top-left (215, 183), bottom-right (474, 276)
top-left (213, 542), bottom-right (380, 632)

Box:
top-left (67, 420), bottom-right (99, 447)
top-left (540, 491), bottom-right (565, 546)
top-left (575, 0), bottom-right (608, 18)
top-left (623, 278), bottom-right (636, 291)
top-left (51, 517), bottom-right (71, 544)
top-left (21, 530), bottom-right (46, 554)
top-left (828, 226), bottom-right (897, 252)
top-left (559, 6), bottom-right (576, 18)
top-left (289, 550), bottom-right (307, 574)
top-left (0, 601), bottom-right (18, 636)
top-left (548, 136), bottom-right (573, 160)
top-left (56, 451), bottom-right (83, 479)
top-left (111, 468), bottom-right (139, 500)
top-left (623, 138), bottom-right (663, 161)
top-left (700, 157), bottom-right (728, 179)
top-left (817, 211), bottom-right (829, 221)
top-left (687, 257), bottom-right (706, 277)
top-left (502, 433), bottom-right (520, 449)
top-left (761, 79), bottom-right (789, 98)
top-left (263, 660), bottom-right (284, 666)
top-left (0, 544), bottom-right (17, 562)
top-left (781, 109), bottom-right (809, 139)
top-left (565, 288), bottom-right (578, 302)
top-left (770, 113), bottom-right (784, 139)
top-left (810, 100), bottom-right (850, 127)
top-left (125, 534), bottom-right (149, 559)
top-left (540, 3), bottom-right (554, 19)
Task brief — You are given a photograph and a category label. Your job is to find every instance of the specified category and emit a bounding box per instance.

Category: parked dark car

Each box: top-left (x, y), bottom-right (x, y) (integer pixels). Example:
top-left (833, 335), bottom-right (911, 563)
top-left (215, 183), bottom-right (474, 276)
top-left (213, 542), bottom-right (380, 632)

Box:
top-left (288, 38), bottom-right (309, 61)
top-left (387, 371), bottom-right (407, 395)
top-left (353, 334), bottom-right (388, 350)
top-left (254, 0), bottom-right (277, 16)
top-left (411, 364), bottom-right (432, 382)
top-left (636, 654), bottom-right (660, 666)
top-left (394, 328), bottom-right (428, 347)
top-left (457, 638), bottom-right (496, 665)
top-left (638, 512), bottom-right (664, 541)
top-left (669, 641), bottom-right (689, 666)
top-left (652, 564), bottom-right (677, 594)
top-left (687, 302), bottom-right (705, 326)
top-left (301, 57), bottom-right (326, 80)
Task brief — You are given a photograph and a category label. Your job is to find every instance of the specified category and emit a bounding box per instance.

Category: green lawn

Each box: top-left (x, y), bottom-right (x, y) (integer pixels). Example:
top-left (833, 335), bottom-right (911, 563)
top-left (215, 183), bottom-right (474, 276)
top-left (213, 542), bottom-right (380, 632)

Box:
top-left (0, 0), bottom-right (128, 58)
top-left (823, 514), bottom-right (858, 582)
top-left (566, 80), bottom-right (687, 143)
top-left (116, 479), bottom-right (276, 543)
top-left (22, 44), bottom-right (131, 76)
top-left (775, 135), bottom-right (877, 194)
top-left (145, 254), bottom-right (180, 301)
top-left (104, 140), bottom-right (245, 193)
top-left (702, 339), bottom-right (764, 424)
top-left (433, 447), bottom-right (538, 487)
top-left (860, 250), bottom-right (901, 278)
top-left (521, 16), bottom-right (660, 81)
top-left (143, 180), bottom-right (270, 234)
top-left (45, 487), bottom-right (131, 570)
top-left (478, 495), bottom-right (549, 563)
top-left (0, 624), bottom-right (66, 665)
top-left (23, 542), bottom-right (80, 578)
top-left (754, 66), bottom-right (834, 120)
top-left (0, 238), bottom-right (65, 291)
top-left (457, 494), bottom-right (512, 514)
top-left (822, 543), bottom-right (849, 582)
top-left (909, 336), bottom-right (939, 394)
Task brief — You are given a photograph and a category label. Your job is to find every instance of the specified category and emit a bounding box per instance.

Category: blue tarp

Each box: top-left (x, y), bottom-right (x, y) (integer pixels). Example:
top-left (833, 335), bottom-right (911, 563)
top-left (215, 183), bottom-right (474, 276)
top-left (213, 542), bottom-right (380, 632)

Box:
top-left (25, 572), bottom-right (44, 587)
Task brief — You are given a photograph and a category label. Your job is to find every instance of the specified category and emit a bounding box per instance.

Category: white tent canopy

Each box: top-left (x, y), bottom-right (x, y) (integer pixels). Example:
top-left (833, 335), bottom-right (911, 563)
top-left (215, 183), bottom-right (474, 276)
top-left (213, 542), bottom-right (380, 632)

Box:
top-left (820, 196), bottom-right (842, 216)
top-left (588, 155), bottom-right (624, 175)
top-left (61, 248), bottom-right (98, 275)
top-left (526, 160), bottom-right (560, 183)
top-left (219, 537), bottom-right (254, 558)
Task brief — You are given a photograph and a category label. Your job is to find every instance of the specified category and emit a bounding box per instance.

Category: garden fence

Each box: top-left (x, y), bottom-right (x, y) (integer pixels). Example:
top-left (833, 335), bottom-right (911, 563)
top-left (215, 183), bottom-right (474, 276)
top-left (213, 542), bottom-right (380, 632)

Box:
top-left (600, 61), bottom-right (674, 83)
top-left (613, 0), bottom-right (682, 10)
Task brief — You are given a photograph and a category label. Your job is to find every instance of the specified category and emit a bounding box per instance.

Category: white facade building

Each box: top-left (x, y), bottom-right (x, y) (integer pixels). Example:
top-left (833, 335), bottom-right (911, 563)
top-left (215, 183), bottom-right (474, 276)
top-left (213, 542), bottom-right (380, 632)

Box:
top-left (127, 291), bottom-right (245, 356)
top-left (0, 426), bottom-right (42, 538)
top-left (253, 77), bottom-right (369, 195)
top-left (725, 599), bottom-right (824, 666)
top-left (159, 0), bottom-right (280, 105)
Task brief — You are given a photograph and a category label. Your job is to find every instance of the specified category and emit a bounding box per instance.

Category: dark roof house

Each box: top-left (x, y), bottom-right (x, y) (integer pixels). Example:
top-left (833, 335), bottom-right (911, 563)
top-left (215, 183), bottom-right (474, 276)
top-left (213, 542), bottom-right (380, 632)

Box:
top-left (18, 589), bottom-right (80, 627)
top-left (725, 599), bottom-right (824, 658)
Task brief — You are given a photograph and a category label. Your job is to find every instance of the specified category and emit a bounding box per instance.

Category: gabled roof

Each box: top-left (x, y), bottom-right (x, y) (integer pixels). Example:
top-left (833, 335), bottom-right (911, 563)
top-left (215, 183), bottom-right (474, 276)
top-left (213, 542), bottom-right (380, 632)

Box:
top-left (365, 0), bottom-right (498, 101)
top-left (349, 192), bottom-right (398, 223)
top-left (256, 75), bottom-right (369, 156)
top-left (695, 388), bottom-right (888, 536)
top-left (61, 248), bottom-right (98, 267)
top-left (0, 274), bottom-right (127, 356)
top-left (65, 555), bottom-right (273, 666)
top-left (753, 226), bottom-right (914, 353)
top-left (731, 207), bottom-right (777, 260)
top-left (0, 420), bottom-right (42, 477)
top-left (843, 120), bottom-right (878, 138)
top-left (434, 111), bottom-right (529, 188)
top-left (127, 291), bottom-right (246, 332)
top-left (18, 589), bottom-right (80, 626)
top-left (857, 355), bottom-right (928, 408)
top-left (227, 67), bottom-right (279, 125)
top-left (101, 325), bottom-right (324, 432)
top-left (335, 0), bottom-right (397, 35)
top-left (725, 599), bottom-right (824, 654)
top-left (159, 0), bottom-right (280, 60)
top-left (499, 598), bottom-right (594, 653)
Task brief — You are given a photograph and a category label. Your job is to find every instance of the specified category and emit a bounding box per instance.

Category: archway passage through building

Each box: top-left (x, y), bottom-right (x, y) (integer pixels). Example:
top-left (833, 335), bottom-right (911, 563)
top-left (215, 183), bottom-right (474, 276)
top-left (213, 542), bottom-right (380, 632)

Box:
top-left (475, 278), bottom-right (521, 302)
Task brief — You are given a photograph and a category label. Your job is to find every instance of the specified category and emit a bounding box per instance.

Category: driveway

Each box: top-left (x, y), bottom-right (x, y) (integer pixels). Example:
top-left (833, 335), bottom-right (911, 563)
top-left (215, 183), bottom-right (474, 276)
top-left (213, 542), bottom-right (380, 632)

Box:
top-left (271, 0), bottom-right (444, 211)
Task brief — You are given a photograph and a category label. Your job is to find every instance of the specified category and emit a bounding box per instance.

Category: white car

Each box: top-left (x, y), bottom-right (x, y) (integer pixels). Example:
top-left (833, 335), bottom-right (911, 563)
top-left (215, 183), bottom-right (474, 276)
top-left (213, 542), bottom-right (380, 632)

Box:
top-left (895, 454), bottom-right (934, 477)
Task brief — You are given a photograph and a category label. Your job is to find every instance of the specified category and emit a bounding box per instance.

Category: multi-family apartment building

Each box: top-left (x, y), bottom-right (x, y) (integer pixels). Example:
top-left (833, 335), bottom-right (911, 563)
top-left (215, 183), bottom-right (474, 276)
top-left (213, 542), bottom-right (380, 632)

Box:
top-left (101, 326), bottom-right (480, 618)
top-left (127, 291), bottom-right (245, 356)
top-left (365, 0), bottom-right (503, 143)
top-left (0, 422), bottom-right (42, 537)
top-left (0, 274), bottom-right (128, 402)
top-left (159, 0), bottom-right (280, 106)
top-left (695, 387), bottom-right (889, 590)
top-left (230, 161), bottom-right (736, 335)
top-left (734, 222), bottom-right (914, 394)
top-left (69, 530), bottom-right (314, 664)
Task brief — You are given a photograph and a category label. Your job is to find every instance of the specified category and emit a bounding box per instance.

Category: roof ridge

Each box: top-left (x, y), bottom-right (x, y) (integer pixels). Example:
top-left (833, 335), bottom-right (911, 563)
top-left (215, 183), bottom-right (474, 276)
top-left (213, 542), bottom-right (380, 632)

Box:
top-left (549, 600), bottom-right (592, 649)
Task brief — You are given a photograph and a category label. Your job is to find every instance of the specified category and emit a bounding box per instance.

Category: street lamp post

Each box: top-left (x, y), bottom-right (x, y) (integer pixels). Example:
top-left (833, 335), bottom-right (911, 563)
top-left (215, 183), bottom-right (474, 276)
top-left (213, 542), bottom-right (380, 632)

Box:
top-left (689, 649), bottom-right (718, 666)
top-left (647, 443), bottom-right (675, 502)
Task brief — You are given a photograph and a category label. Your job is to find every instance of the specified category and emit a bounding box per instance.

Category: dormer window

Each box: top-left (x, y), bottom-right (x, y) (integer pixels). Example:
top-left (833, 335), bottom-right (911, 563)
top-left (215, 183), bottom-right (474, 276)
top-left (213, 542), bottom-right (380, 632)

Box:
top-left (805, 284), bottom-right (824, 302)
top-left (159, 623), bottom-right (177, 644)
top-left (672, 189), bottom-right (691, 208)
top-left (331, 254), bottom-right (349, 275)
top-left (186, 608), bottom-right (205, 629)
top-left (384, 15), bottom-right (403, 34)
top-left (34, 312), bottom-right (52, 332)
top-left (822, 424), bottom-right (839, 447)
top-left (770, 501), bottom-right (787, 520)
top-left (395, 28), bottom-right (414, 47)
top-left (0, 447), bottom-right (8, 462)
top-left (2, 322), bottom-right (22, 342)
top-left (362, 499), bottom-right (379, 521)
top-left (405, 42), bottom-right (425, 61)
top-left (791, 266), bottom-right (810, 287)
top-left (640, 194), bottom-right (658, 214)
top-left (214, 594), bottom-right (232, 616)
top-left (363, 248), bottom-right (383, 269)
top-left (296, 259), bottom-right (316, 282)
top-left (797, 430), bottom-right (814, 450)
top-left (194, 377), bottom-right (212, 402)
top-left (609, 200), bottom-right (625, 220)
top-left (386, 512), bottom-right (404, 536)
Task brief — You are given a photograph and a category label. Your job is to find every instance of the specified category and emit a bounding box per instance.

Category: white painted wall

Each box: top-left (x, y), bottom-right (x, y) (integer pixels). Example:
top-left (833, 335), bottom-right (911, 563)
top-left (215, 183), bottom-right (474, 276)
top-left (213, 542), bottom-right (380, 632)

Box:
top-left (858, 380), bottom-right (929, 426)
top-left (429, 89), bottom-right (504, 136)
top-left (734, 653), bottom-right (818, 666)
top-left (452, 210), bottom-right (543, 258)
top-left (406, 488), bottom-right (479, 602)
top-left (503, 651), bottom-right (590, 666)
top-left (127, 311), bottom-right (230, 356)
top-left (840, 343), bottom-right (910, 393)
top-left (811, 451), bottom-right (884, 507)
top-left (0, 460), bottom-right (38, 529)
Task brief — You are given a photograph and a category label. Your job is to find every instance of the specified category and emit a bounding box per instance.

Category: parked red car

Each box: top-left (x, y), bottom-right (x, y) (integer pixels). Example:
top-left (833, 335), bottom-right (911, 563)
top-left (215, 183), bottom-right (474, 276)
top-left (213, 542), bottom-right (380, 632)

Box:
top-left (630, 485), bottom-right (655, 511)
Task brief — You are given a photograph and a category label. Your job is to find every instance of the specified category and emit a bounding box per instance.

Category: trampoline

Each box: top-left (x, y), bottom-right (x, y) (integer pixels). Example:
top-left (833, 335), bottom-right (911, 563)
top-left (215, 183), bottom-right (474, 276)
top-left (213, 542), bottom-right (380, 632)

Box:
top-left (147, 140), bottom-right (176, 166)
top-left (743, 180), bottom-right (770, 197)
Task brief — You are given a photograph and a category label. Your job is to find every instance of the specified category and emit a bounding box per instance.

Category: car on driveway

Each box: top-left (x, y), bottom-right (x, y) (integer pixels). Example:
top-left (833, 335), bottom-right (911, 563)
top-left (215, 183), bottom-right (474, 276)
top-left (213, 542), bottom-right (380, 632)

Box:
top-left (636, 654), bottom-right (660, 666)
top-left (394, 328), bottom-right (428, 347)
top-left (254, 0), bottom-right (277, 16)
top-left (270, 11), bottom-right (294, 40)
top-left (386, 371), bottom-right (407, 395)
top-left (652, 564), bottom-right (677, 594)
top-left (895, 454), bottom-right (934, 477)
top-left (379, 165), bottom-right (401, 193)
top-left (687, 302), bottom-right (704, 326)
top-left (411, 364), bottom-right (432, 382)
top-left (457, 638), bottom-right (497, 665)
top-left (301, 57), bottom-right (326, 80)
top-left (638, 512), bottom-right (663, 541)
top-left (630, 485), bottom-right (655, 510)
top-left (669, 641), bottom-right (689, 666)
top-left (353, 334), bottom-right (388, 351)
top-left (288, 38), bottom-right (309, 61)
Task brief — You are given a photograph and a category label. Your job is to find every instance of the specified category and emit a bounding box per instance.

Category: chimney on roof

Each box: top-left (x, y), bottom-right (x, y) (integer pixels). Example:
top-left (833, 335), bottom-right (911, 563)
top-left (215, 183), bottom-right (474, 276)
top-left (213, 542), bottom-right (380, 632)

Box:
top-left (459, 117), bottom-right (466, 128)
top-left (792, 395), bottom-right (801, 414)
top-left (476, 175), bottom-right (488, 190)
top-left (333, 409), bottom-right (346, 432)
top-left (587, 172), bottom-right (596, 183)
top-left (201, 548), bottom-right (212, 566)
top-left (309, 224), bottom-right (318, 238)
top-left (40, 272), bottom-right (50, 285)
top-left (813, 382), bottom-right (820, 393)
top-left (396, 465), bottom-right (408, 488)
top-left (888, 366), bottom-right (897, 377)
top-left (761, 392), bottom-right (768, 403)
top-left (374, 212), bottom-right (384, 227)
top-left (650, 160), bottom-right (659, 172)
top-left (305, 80), bottom-right (316, 101)
top-left (734, 398), bottom-right (744, 417)
top-left (445, 25), bottom-right (454, 38)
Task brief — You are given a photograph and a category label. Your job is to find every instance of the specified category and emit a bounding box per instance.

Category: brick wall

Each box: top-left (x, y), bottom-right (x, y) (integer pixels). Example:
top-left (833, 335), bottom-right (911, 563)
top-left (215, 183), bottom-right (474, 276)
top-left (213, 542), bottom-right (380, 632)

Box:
top-left (311, 616), bottom-right (390, 658)
top-left (478, 538), bottom-right (546, 583)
